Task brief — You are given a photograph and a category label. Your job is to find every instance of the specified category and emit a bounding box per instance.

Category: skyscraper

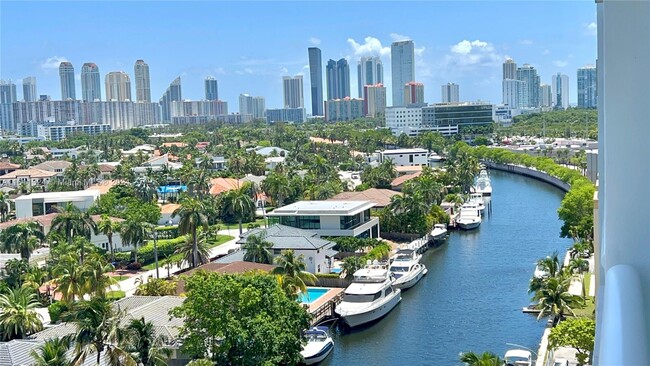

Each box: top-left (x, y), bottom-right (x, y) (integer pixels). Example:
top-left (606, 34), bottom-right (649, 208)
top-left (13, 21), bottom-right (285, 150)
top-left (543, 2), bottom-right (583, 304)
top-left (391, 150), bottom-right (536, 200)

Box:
top-left (441, 83), bottom-right (460, 103)
top-left (404, 81), bottom-right (424, 105)
top-left (105, 72), bottom-right (132, 102)
top-left (577, 65), bottom-right (597, 109)
top-left (283, 75), bottom-right (304, 108)
top-left (502, 79), bottom-right (526, 108)
top-left (160, 77), bottom-right (182, 122)
top-left (308, 47), bottom-right (323, 116)
top-left (357, 56), bottom-right (383, 98)
top-left (363, 84), bottom-right (386, 117)
top-left (59, 62), bottom-right (76, 100)
top-left (516, 64), bottom-right (540, 108)
top-left (0, 80), bottom-right (17, 104)
top-left (81, 63), bottom-right (102, 102)
top-left (540, 84), bottom-right (553, 108)
top-left (326, 58), bottom-right (350, 100)
top-left (22, 77), bottom-right (37, 102)
top-left (391, 40), bottom-right (415, 106)
top-left (551, 73), bottom-right (570, 109)
top-left (205, 77), bottom-right (219, 101)
top-left (503, 58), bottom-right (517, 80)
top-left (240, 94), bottom-right (266, 119)
top-left (134, 60), bottom-right (151, 103)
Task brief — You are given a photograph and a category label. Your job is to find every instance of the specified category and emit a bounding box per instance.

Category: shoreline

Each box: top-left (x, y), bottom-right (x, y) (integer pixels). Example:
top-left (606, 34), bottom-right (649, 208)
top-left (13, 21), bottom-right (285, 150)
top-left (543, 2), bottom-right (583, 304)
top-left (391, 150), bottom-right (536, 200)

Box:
top-left (482, 161), bottom-right (571, 193)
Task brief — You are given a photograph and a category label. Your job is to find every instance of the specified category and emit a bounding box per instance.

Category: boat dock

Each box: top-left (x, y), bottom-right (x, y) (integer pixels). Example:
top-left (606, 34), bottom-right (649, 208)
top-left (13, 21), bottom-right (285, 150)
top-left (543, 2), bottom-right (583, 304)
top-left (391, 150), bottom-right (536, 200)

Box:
top-left (308, 288), bottom-right (344, 326)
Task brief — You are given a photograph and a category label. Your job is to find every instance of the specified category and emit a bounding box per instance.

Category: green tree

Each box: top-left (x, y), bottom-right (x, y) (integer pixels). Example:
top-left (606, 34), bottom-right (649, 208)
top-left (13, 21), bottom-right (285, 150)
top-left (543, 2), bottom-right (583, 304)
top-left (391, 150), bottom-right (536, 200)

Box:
top-left (172, 197), bottom-right (209, 268)
top-left (548, 317), bottom-right (595, 366)
top-left (170, 272), bottom-right (310, 365)
top-left (121, 219), bottom-right (148, 263)
top-left (124, 317), bottom-right (171, 366)
top-left (533, 276), bottom-right (580, 324)
top-left (133, 176), bottom-right (158, 202)
top-left (134, 277), bottom-right (178, 296)
top-left (221, 183), bottom-right (256, 235)
top-left (175, 231), bottom-right (211, 268)
top-left (0, 191), bottom-right (10, 222)
top-left (82, 253), bottom-right (117, 298)
top-left (97, 214), bottom-right (121, 262)
top-left (459, 351), bottom-right (503, 366)
top-left (557, 182), bottom-right (595, 241)
top-left (53, 255), bottom-right (86, 304)
top-left (242, 234), bottom-right (273, 264)
top-left (3, 221), bottom-right (45, 261)
top-left (30, 336), bottom-right (74, 366)
top-left (187, 359), bottom-right (214, 366)
top-left (341, 256), bottom-right (364, 280)
top-left (271, 250), bottom-right (317, 298)
top-left (51, 203), bottom-right (97, 263)
top-left (0, 287), bottom-right (43, 340)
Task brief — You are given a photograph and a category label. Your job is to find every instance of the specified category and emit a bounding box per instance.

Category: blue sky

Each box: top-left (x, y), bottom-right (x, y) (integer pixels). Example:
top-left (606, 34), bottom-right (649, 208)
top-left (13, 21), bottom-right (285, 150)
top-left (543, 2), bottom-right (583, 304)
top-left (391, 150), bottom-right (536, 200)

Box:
top-left (0, 1), bottom-right (597, 110)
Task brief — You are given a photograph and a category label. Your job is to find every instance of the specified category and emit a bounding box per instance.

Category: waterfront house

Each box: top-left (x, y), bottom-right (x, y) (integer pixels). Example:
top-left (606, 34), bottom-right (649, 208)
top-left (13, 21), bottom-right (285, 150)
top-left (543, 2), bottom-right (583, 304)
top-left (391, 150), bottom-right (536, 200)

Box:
top-left (328, 188), bottom-right (401, 209)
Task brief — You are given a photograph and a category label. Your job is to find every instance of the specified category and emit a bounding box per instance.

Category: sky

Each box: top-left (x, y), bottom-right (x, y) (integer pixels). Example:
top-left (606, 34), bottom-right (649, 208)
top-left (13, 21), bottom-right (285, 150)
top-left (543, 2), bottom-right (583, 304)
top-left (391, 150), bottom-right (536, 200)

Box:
top-left (0, 1), bottom-right (597, 111)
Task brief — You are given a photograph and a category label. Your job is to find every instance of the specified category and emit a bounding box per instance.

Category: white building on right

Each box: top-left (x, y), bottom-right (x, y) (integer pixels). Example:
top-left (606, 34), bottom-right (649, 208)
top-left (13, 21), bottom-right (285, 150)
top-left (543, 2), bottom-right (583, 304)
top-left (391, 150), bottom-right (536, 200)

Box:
top-left (379, 148), bottom-right (429, 167)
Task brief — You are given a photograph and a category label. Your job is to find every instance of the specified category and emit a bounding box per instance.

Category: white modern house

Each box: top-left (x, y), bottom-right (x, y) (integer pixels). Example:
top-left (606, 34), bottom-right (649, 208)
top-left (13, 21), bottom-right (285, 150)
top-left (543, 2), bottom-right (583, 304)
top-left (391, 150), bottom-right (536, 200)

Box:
top-left (267, 200), bottom-right (380, 238)
top-left (379, 148), bottom-right (429, 167)
top-left (14, 190), bottom-right (100, 218)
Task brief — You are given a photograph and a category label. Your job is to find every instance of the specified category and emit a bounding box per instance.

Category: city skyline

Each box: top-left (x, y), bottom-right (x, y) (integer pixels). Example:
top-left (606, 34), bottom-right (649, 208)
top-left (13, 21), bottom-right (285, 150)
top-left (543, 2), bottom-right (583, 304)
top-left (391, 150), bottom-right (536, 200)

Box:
top-left (1, 1), bottom-right (596, 109)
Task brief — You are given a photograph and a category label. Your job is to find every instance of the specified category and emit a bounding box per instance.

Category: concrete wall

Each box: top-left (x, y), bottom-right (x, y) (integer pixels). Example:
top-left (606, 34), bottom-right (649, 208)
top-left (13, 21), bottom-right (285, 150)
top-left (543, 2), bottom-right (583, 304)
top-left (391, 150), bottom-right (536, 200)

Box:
top-left (483, 161), bottom-right (571, 192)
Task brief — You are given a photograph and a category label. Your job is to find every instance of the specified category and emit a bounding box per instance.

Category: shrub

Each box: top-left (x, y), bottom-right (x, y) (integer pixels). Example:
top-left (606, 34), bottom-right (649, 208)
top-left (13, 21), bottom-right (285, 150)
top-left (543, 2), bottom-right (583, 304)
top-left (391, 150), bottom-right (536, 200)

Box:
top-left (106, 290), bottom-right (126, 301)
top-left (48, 302), bottom-right (69, 324)
top-left (126, 262), bottom-right (143, 270)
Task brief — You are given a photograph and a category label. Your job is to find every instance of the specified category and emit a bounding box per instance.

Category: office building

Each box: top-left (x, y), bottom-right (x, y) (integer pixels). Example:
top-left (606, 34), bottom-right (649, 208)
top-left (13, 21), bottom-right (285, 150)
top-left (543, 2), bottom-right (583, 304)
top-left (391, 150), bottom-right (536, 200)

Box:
top-left (266, 108), bottom-right (306, 123)
top-left (540, 84), bottom-right (553, 108)
top-left (308, 47), bottom-right (324, 116)
top-left (551, 73), bottom-right (570, 109)
top-left (441, 83), bottom-right (460, 103)
top-left (391, 40), bottom-right (415, 106)
top-left (282, 75), bottom-right (304, 108)
top-left (80, 63), bottom-right (101, 102)
top-left (503, 58), bottom-right (517, 80)
top-left (516, 64), bottom-right (540, 107)
top-left (0, 80), bottom-right (17, 104)
top-left (326, 58), bottom-right (350, 100)
top-left (363, 84), bottom-right (386, 117)
top-left (160, 77), bottom-right (182, 122)
top-left (134, 60), bottom-right (151, 103)
top-left (324, 97), bottom-right (364, 122)
top-left (22, 77), bottom-right (37, 102)
top-left (105, 71), bottom-right (132, 102)
top-left (205, 76), bottom-right (218, 101)
top-left (577, 65), bottom-right (597, 109)
top-left (59, 62), bottom-right (76, 100)
top-left (385, 102), bottom-right (493, 137)
top-left (357, 56), bottom-right (383, 98)
top-left (404, 81), bottom-right (425, 105)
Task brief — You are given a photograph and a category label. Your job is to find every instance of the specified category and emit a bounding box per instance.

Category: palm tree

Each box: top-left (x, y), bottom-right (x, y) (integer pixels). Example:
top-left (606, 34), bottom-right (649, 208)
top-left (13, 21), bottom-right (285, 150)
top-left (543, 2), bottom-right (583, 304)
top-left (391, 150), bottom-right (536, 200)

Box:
top-left (262, 171), bottom-right (292, 207)
top-left (341, 256), bottom-right (364, 280)
top-left (272, 250), bottom-right (317, 297)
top-left (54, 255), bottom-right (86, 304)
top-left (222, 183), bottom-right (256, 235)
top-left (569, 257), bottom-right (590, 300)
top-left (172, 197), bottom-right (209, 268)
top-left (83, 254), bottom-right (117, 298)
top-left (97, 214), bottom-right (121, 262)
top-left (242, 234), bottom-right (273, 264)
top-left (30, 336), bottom-right (74, 366)
top-left (51, 203), bottom-right (97, 263)
top-left (64, 298), bottom-right (136, 366)
top-left (133, 176), bottom-right (158, 202)
top-left (3, 221), bottom-right (45, 261)
top-left (174, 232), bottom-right (210, 268)
top-left (124, 317), bottom-right (171, 366)
top-left (120, 219), bottom-right (148, 263)
top-left (459, 351), bottom-right (503, 366)
top-left (0, 287), bottom-right (43, 340)
top-left (0, 191), bottom-right (9, 222)
top-left (533, 276), bottom-right (580, 324)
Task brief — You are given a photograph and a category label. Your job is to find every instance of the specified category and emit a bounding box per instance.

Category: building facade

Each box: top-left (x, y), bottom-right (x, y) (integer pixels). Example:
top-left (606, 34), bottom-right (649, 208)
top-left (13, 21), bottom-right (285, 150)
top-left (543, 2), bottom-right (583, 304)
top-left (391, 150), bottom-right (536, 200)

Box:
top-left (503, 58), bottom-right (517, 80)
top-left (363, 84), bottom-right (386, 117)
top-left (105, 72), bottom-right (132, 102)
top-left (37, 122), bottom-right (112, 141)
top-left (308, 47), bottom-right (324, 116)
top-left (134, 59), bottom-right (151, 103)
top-left (551, 73), bottom-right (570, 109)
top-left (391, 40), bottom-right (415, 106)
top-left (577, 65), bottom-right (597, 109)
top-left (59, 62), bottom-right (76, 100)
top-left (324, 97), bottom-right (364, 122)
top-left (386, 103), bottom-right (493, 137)
top-left (441, 83), bottom-right (460, 103)
top-left (0, 80), bottom-right (17, 105)
top-left (516, 64), bottom-right (540, 108)
top-left (380, 148), bottom-right (429, 167)
top-left (81, 63), bottom-right (101, 102)
top-left (502, 79), bottom-right (526, 109)
top-left (160, 77), bottom-right (182, 122)
top-left (404, 81), bottom-right (425, 105)
top-left (205, 76), bottom-right (218, 101)
top-left (265, 108), bottom-right (306, 123)
top-left (22, 77), bottom-right (37, 102)
top-left (357, 56), bottom-right (383, 98)
top-left (282, 75), bottom-right (304, 108)
top-left (326, 58), bottom-right (350, 100)
top-left (540, 84), bottom-right (553, 108)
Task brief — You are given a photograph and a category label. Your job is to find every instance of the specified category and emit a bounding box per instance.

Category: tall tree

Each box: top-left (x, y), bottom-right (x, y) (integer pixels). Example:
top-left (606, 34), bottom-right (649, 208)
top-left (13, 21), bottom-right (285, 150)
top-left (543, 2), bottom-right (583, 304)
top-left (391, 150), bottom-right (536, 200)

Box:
top-left (3, 221), bottom-right (45, 261)
top-left (272, 250), bottom-right (317, 298)
top-left (459, 351), bottom-right (503, 366)
top-left (124, 317), bottom-right (171, 366)
top-left (221, 182), bottom-right (256, 235)
top-left (172, 197), bottom-right (209, 268)
top-left (54, 255), bottom-right (86, 304)
top-left (30, 336), bottom-right (74, 366)
top-left (133, 176), bottom-right (158, 203)
top-left (242, 234), bottom-right (273, 264)
top-left (120, 219), bottom-right (148, 263)
top-left (533, 276), bottom-right (580, 324)
top-left (0, 287), bottom-right (43, 340)
top-left (82, 253), bottom-right (117, 298)
top-left (175, 231), bottom-right (211, 268)
top-left (97, 214), bottom-right (121, 262)
top-left (51, 203), bottom-right (97, 263)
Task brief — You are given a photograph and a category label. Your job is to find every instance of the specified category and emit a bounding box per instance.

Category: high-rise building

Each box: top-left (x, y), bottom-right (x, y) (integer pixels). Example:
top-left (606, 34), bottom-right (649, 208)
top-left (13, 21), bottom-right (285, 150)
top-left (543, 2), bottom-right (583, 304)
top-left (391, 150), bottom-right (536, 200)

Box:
top-left (282, 75), bottom-right (304, 108)
top-left (205, 76), bottom-right (219, 101)
top-left (252, 96), bottom-right (265, 119)
top-left (160, 77), bottom-right (182, 122)
top-left (441, 83), bottom-right (460, 103)
top-left (363, 84), bottom-right (386, 117)
top-left (0, 80), bottom-right (17, 104)
top-left (577, 65), bottom-right (597, 109)
top-left (0, 80), bottom-right (17, 132)
top-left (326, 58), bottom-right (350, 100)
top-left (105, 72), bottom-right (132, 102)
top-left (59, 62), bottom-right (76, 100)
top-left (308, 47), bottom-right (323, 116)
top-left (503, 58), bottom-right (517, 80)
top-left (391, 40), bottom-right (415, 106)
top-left (239, 94), bottom-right (265, 119)
top-left (81, 63), bottom-right (102, 102)
top-left (404, 81), bottom-right (425, 105)
top-left (324, 97), bottom-right (364, 122)
top-left (357, 56), bottom-right (383, 98)
top-left (134, 60), bottom-right (151, 103)
top-left (551, 73), bottom-right (570, 109)
top-left (265, 108), bottom-right (306, 123)
top-left (502, 79), bottom-right (526, 109)
top-left (22, 77), bottom-right (37, 102)
top-left (540, 84), bottom-right (553, 108)
top-left (516, 64), bottom-right (540, 108)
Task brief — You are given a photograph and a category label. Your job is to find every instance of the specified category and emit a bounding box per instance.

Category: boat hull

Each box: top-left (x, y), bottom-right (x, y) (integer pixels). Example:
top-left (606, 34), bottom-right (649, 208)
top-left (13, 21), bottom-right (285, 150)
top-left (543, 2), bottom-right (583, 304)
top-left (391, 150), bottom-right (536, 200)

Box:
top-left (301, 340), bottom-right (334, 365)
top-left (393, 265), bottom-right (426, 290)
top-left (337, 291), bottom-right (402, 328)
top-left (458, 220), bottom-right (481, 230)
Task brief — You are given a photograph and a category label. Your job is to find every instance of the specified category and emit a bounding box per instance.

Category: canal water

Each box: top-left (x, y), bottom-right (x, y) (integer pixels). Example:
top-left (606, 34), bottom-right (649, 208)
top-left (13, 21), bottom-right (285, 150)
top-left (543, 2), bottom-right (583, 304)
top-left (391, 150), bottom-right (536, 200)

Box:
top-left (322, 170), bottom-right (573, 365)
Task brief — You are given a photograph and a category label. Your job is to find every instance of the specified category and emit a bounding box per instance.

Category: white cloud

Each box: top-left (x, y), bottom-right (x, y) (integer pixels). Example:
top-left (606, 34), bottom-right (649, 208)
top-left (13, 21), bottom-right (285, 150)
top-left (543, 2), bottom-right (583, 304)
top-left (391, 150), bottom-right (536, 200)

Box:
top-left (446, 40), bottom-right (501, 68)
top-left (451, 40), bottom-right (489, 55)
top-left (553, 60), bottom-right (568, 68)
top-left (390, 33), bottom-right (411, 42)
top-left (213, 67), bottom-right (226, 75)
top-left (347, 36), bottom-right (391, 57)
top-left (520, 39), bottom-right (533, 45)
top-left (309, 37), bottom-right (321, 46)
top-left (542, 49), bottom-right (551, 55)
top-left (40, 56), bottom-right (68, 71)
top-left (586, 22), bottom-right (597, 36)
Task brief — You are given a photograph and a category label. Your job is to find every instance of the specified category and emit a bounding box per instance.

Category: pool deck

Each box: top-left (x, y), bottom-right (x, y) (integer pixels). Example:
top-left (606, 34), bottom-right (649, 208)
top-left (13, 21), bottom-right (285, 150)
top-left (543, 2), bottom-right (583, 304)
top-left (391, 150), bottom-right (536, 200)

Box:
top-left (308, 287), bottom-right (344, 326)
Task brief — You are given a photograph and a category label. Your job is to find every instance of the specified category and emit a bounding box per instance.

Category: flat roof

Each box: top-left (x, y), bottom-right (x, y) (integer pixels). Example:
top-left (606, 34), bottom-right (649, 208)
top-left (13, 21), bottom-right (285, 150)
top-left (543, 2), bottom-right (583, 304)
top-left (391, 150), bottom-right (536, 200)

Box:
top-left (380, 148), bottom-right (428, 155)
top-left (268, 200), bottom-right (375, 216)
top-left (14, 190), bottom-right (100, 202)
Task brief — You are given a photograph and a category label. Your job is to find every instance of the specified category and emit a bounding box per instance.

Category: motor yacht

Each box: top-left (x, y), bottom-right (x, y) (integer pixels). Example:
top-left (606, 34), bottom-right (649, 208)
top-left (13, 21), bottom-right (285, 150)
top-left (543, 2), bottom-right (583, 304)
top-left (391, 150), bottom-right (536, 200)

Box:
top-left (390, 255), bottom-right (427, 290)
top-left (335, 261), bottom-right (402, 327)
top-left (504, 349), bottom-right (533, 366)
top-left (456, 204), bottom-right (482, 230)
top-left (430, 223), bottom-right (448, 241)
top-left (300, 326), bottom-right (334, 365)
top-left (469, 193), bottom-right (486, 214)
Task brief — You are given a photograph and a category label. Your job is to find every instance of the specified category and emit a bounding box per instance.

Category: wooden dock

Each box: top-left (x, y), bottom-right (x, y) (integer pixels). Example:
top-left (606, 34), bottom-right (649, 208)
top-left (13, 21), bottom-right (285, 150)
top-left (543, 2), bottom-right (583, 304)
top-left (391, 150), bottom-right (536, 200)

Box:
top-left (308, 288), bottom-right (344, 326)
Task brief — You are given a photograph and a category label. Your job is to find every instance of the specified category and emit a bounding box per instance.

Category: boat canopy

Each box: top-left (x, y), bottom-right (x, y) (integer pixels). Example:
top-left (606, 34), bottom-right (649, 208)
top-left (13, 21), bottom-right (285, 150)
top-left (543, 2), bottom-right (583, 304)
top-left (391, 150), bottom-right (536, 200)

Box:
top-left (504, 349), bottom-right (532, 359)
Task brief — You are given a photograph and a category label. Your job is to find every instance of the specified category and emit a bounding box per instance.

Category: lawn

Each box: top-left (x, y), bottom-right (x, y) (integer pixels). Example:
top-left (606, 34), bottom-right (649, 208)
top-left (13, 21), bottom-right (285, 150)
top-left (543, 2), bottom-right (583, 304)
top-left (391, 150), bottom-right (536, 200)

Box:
top-left (221, 218), bottom-right (268, 230)
top-left (141, 234), bottom-right (234, 271)
top-left (110, 275), bottom-right (130, 282)
top-left (572, 273), bottom-right (595, 318)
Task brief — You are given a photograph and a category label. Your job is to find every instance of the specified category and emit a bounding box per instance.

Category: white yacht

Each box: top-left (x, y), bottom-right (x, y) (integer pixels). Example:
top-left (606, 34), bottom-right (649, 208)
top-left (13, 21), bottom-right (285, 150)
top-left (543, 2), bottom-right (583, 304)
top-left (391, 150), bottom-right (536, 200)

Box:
top-left (469, 193), bottom-right (486, 214)
top-left (430, 223), bottom-right (448, 241)
top-left (300, 326), bottom-right (334, 365)
top-left (473, 177), bottom-right (492, 196)
top-left (503, 349), bottom-right (533, 366)
top-left (390, 251), bottom-right (427, 290)
top-left (335, 261), bottom-right (402, 328)
top-left (456, 203), bottom-right (482, 230)
top-left (391, 248), bottom-right (422, 264)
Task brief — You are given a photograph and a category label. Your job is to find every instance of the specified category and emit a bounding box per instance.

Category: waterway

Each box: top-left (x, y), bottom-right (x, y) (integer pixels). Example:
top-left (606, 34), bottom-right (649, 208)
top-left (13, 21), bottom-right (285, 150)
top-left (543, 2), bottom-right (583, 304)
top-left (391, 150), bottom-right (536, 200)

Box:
top-left (322, 170), bottom-right (573, 365)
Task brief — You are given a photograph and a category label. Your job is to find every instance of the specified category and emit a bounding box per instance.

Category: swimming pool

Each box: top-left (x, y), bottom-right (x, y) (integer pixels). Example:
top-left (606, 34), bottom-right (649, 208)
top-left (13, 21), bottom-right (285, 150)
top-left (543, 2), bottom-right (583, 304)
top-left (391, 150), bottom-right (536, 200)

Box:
top-left (157, 185), bottom-right (187, 194)
top-left (298, 287), bottom-right (329, 304)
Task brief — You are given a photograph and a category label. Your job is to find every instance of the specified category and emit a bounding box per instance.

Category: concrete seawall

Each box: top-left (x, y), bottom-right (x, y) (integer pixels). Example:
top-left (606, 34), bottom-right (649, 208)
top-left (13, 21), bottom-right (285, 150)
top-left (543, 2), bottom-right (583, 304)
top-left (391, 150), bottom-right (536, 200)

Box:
top-left (483, 161), bottom-right (571, 193)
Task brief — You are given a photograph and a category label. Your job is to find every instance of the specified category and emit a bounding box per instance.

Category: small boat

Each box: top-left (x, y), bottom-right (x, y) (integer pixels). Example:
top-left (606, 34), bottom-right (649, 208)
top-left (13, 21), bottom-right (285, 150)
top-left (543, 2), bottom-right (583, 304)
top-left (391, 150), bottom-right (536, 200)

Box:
top-left (456, 204), bottom-right (481, 230)
top-left (391, 248), bottom-right (422, 264)
top-left (390, 260), bottom-right (427, 290)
top-left (300, 326), bottom-right (334, 365)
top-left (504, 349), bottom-right (533, 366)
top-left (430, 223), bottom-right (448, 241)
top-left (468, 193), bottom-right (486, 215)
top-left (335, 260), bottom-right (402, 328)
